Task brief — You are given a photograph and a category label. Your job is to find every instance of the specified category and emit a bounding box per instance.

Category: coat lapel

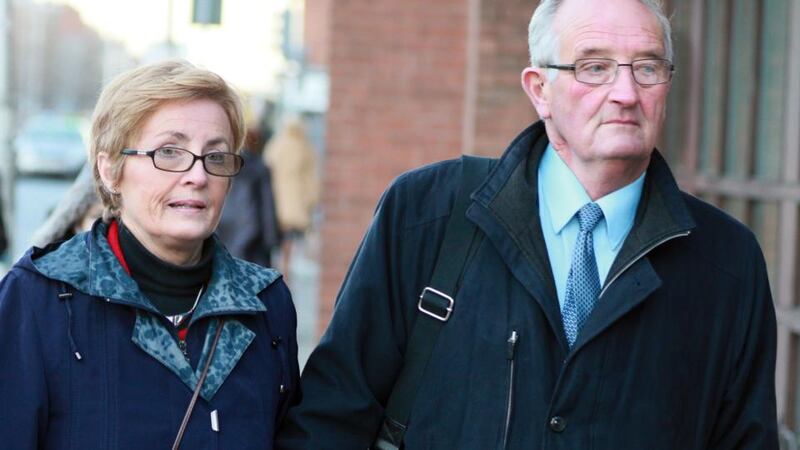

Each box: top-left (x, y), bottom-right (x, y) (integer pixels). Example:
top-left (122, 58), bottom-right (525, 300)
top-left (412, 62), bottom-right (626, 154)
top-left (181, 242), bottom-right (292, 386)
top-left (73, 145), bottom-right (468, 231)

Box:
top-left (466, 122), bottom-right (697, 353)
top-left (469, 122), bottom-right (569, 351)
top-left (571, 257), bottom-right (662, 353)
top-left (131, 314), bottom-right (256, 401)
top-left (197, 318), bottom-right (256, 401)
top-left (132, 311), bottom-right (197, 389)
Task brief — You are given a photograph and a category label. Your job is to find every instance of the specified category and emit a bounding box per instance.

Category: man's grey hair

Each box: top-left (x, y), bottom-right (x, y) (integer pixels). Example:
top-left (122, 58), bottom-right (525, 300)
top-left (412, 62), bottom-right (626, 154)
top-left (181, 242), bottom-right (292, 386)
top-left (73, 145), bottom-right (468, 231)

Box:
top-left (528, 0), bottom-right (673, 70)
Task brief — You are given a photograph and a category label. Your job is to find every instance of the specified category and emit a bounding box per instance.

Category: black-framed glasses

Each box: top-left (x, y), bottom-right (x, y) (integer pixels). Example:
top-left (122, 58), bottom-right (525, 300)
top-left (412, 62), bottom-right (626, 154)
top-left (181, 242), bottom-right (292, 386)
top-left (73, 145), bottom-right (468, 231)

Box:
top-left (546, 58), bottom-right (674, 86)
top-left (121, 147), bottom-right (244, 177)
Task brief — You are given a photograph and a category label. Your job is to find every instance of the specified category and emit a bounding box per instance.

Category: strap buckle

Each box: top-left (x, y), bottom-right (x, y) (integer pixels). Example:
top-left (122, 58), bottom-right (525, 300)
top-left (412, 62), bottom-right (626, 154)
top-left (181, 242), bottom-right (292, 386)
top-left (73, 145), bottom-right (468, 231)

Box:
top-left (417, 287), bottom-right (454, 322)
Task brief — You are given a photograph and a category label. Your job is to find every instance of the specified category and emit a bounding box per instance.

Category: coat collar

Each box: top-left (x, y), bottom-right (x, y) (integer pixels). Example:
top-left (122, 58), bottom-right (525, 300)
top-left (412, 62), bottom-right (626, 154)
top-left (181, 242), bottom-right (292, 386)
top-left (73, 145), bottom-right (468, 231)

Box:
top-left (467, 121), bottom-right (696, 352)
top-left (29, 221), bottom-right (281, 400)
top-left (31, 220), bottom-right (279, 321)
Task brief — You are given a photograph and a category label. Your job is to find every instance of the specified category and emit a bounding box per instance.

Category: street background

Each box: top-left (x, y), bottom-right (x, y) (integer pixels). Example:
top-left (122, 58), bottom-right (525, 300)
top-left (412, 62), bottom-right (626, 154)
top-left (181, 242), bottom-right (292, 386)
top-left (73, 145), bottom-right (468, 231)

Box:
top-left (0, 0), bottom-right (324, 367)
top-left (0, 0), bottom-right (799, 447)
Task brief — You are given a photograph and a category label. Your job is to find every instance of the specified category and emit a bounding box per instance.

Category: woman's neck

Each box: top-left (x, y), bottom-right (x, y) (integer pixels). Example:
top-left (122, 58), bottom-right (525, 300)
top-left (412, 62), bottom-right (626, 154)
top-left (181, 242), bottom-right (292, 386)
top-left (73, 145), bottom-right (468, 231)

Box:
top-left (116, 220), bottom-right (214, 317)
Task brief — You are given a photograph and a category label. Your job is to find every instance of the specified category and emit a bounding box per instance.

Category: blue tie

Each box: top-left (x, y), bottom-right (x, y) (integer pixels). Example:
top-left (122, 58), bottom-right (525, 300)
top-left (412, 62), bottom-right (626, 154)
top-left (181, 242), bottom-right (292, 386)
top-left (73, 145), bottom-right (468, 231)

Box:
top-left (562, 202), bottom-right (604, 348)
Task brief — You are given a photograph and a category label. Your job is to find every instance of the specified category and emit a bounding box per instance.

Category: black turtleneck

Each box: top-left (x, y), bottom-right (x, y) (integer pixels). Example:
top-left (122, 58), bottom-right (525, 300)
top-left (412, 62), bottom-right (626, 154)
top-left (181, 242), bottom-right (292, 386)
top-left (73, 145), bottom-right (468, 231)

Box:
top-left (118, 221), bottom-right (214, 317)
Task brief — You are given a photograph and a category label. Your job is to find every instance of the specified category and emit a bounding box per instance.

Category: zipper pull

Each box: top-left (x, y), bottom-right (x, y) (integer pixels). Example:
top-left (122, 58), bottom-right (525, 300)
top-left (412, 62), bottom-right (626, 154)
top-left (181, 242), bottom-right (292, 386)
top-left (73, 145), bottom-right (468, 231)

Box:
top-left (506, 330), bottom-right (518, 361)
top-left (177, 328), bottom-right (189, 360)
top-left (178, 339), bottom-right (189, 360)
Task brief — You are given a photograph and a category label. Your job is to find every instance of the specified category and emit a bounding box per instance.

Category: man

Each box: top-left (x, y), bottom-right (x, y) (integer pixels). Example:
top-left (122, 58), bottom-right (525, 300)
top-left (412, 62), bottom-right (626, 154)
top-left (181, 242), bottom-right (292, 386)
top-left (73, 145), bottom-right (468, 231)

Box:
top-left (277, 0), bottom-right (778, 448)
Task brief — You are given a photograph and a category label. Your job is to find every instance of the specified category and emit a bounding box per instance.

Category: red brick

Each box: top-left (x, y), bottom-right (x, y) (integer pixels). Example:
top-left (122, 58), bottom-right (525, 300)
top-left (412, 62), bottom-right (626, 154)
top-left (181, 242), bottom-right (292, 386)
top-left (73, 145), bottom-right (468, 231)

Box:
top-left (319, 0), bottom-right (539, 335)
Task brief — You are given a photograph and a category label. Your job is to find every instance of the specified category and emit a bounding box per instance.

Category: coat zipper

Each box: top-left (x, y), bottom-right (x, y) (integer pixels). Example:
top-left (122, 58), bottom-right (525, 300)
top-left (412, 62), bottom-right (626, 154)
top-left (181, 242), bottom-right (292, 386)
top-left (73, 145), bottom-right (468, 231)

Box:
top-left (598, 231), bottom-right (691, 299)
top-left (502, 330), bottom-right (518, 450)
top-left (178, 338), bottom-right (189, 360)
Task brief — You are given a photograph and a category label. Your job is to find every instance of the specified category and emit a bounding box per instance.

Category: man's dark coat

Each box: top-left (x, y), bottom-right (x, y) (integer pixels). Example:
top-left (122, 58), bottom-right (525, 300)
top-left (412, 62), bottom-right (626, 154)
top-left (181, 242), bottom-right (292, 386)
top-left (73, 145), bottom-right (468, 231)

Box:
top-left (277, 121), bottom-right (778, 450)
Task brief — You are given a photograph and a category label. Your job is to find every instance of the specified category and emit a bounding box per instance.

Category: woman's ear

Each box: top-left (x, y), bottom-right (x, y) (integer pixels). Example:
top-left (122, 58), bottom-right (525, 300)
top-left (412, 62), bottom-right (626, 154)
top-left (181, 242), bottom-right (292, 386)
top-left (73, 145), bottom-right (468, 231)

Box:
top-left (96, 153), bottom-right (117, 194)
top-left (521, 67), bottom-right (552, 120)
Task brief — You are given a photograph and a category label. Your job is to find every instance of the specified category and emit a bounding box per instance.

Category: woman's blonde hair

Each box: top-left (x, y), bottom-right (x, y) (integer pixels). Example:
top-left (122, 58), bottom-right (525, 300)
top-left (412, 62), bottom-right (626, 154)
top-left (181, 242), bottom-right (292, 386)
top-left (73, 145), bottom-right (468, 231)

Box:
top-left (89, 59), bottom-right (245, 221)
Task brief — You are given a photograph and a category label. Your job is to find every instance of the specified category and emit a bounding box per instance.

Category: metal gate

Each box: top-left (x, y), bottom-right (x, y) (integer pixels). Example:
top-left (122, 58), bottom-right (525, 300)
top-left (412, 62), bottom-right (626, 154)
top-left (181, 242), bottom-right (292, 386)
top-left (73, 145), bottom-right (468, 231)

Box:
top-left (662, 0), bottom-right (800, 444)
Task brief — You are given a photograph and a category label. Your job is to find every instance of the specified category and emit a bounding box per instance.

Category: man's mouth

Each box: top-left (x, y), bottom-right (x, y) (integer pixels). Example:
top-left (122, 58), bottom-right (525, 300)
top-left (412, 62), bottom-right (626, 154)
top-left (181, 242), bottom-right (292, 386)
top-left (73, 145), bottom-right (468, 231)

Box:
top-left (604, 119), bottom-right (639, 126)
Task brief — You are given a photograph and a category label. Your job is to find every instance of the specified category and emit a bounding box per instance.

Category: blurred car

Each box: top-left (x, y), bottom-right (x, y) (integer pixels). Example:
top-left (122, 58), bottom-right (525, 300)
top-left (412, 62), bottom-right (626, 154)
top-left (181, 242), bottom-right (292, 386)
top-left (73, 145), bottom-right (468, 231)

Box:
top-left (14, 113), bottom-right (88, 178)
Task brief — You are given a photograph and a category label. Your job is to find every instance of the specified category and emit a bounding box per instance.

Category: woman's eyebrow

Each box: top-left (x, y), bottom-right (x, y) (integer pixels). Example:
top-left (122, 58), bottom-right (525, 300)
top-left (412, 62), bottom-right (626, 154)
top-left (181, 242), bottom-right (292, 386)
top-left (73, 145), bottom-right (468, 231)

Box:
top-left (155, 130), bottom-right (189, 142)
top-left (205, 137), bottom-right (230, 148)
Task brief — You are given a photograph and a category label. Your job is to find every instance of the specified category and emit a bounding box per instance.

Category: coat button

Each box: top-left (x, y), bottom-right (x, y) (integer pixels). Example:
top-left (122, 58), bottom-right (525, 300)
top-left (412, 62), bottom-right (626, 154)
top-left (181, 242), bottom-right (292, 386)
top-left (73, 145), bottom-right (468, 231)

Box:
top-left (549, 416), bottom-right (566, 432)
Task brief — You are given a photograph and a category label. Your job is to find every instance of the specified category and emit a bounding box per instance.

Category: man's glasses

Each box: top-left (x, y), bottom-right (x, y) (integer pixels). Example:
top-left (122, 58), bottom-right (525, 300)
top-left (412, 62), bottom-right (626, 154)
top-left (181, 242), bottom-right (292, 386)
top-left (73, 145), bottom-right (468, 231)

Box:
top-left (546, 58), bottom-right (674, 86)
top-left (121, 147), bottom-right (244, 177)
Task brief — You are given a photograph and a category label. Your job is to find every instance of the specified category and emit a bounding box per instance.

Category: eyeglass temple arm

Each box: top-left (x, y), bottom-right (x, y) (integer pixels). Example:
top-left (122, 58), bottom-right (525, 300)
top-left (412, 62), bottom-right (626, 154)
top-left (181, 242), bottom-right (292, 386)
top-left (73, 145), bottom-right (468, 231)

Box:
top-left (544, 64), bottom-right (576, 70)
top-left (121, 149), bottom-right (152, 156)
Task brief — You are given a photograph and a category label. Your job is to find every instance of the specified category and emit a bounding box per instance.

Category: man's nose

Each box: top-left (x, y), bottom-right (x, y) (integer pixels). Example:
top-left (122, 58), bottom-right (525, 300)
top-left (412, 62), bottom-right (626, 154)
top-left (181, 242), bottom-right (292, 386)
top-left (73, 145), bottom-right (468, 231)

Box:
top-left (608, 65), bottom-right (640, 105)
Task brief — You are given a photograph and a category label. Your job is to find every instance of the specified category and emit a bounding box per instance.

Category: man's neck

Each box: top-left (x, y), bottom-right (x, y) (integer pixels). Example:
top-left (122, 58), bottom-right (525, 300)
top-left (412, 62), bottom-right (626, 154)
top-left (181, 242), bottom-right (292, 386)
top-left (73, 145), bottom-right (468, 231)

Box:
top-left (553, 149), bottom-right (650, 201)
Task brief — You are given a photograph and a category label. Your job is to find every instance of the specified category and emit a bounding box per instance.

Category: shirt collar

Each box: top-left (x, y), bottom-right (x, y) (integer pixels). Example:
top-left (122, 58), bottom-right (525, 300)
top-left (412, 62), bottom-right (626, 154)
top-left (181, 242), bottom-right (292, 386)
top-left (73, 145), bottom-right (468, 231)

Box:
top-left (540, 144), bottom-right (592, 234)
top-left (540, 144), bottom-right (645, 250)
top-left (595, 170), bottom-right (646, 249)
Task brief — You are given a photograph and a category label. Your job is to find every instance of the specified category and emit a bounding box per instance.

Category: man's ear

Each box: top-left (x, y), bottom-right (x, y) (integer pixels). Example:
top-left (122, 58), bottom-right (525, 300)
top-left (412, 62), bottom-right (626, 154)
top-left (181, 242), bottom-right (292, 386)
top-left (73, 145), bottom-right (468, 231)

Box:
top-left (521, 67), bottom-right (551, 119)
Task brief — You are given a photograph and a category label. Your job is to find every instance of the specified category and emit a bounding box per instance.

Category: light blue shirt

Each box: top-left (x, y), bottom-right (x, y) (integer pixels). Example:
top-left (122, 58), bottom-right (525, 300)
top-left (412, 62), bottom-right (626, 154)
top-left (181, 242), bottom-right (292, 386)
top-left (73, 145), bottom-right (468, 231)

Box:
top-left (538, 144), bottom-right (646, 309)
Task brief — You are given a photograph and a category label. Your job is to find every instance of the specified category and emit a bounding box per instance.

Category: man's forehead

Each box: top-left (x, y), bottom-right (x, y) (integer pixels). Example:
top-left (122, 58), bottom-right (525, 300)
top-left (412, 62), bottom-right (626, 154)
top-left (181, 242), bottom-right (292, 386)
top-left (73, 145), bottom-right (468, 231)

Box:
top-left (553, 1), bottom-right (666, 58)
top-left (570, 29), bottom-right (665, 58)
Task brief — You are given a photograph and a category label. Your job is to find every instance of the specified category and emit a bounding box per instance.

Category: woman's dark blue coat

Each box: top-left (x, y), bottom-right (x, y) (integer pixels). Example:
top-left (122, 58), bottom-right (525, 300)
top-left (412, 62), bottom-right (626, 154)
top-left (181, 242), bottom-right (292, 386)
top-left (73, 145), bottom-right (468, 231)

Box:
top-left (0, 221), bottom-right (299, 449)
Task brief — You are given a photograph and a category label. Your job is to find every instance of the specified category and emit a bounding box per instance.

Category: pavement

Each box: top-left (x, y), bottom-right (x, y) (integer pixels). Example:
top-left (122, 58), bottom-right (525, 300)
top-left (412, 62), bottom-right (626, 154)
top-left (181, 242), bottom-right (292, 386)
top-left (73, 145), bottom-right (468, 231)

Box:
top-left (279, 229), bottom-right (321, 370)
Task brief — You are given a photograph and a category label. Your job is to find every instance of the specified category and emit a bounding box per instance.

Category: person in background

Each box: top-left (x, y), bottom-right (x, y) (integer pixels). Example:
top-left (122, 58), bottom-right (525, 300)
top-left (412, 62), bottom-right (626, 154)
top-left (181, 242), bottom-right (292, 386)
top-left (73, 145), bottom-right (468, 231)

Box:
top-left (276, 0), bottom-right (777, 448)
top-left (263, 117), bottom-right (319, 279)
top-left (0, 59), bottom-right (299, 449)
top-left (216, 114), bottom-right (281, 268)
top-left (30, 164), bottom-right (103, 246)
top-left (0, 176), bottom-right (7, 261)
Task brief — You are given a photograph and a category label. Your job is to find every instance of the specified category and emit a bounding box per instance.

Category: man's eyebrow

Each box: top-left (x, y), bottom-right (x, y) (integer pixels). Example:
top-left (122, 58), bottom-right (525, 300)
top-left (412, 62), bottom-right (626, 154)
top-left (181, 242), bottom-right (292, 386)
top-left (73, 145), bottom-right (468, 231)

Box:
top-left (574, 47), bottom-right (607, 58)
top-left (637, 50), bottom-right (666, 59)
top-left (573, 47), bottom-right (667, 60)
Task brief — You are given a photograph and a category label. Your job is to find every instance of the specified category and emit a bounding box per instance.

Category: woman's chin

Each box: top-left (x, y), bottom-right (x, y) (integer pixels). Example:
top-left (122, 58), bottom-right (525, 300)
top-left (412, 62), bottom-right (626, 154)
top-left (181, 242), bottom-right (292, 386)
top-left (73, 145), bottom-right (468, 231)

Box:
top-left (159, 226), bottom-right (214, 248)
top-left (162, 211), bottom-right (217, 240)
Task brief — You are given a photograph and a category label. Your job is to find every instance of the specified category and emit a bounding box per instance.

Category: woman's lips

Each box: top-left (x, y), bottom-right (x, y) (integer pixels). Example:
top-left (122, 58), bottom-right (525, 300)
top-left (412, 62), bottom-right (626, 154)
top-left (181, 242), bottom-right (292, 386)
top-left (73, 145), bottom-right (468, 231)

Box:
top-left (168, 199), bottom-right (207, 209)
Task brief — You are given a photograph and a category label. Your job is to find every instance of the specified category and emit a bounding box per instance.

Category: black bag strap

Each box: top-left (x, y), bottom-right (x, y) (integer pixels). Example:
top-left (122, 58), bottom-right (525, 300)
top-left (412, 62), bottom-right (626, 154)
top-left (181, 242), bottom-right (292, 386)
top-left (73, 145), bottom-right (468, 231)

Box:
top-left (373, 155), bottom-right (494, 450)
top-left (171, 318), bottom-right (226, 450)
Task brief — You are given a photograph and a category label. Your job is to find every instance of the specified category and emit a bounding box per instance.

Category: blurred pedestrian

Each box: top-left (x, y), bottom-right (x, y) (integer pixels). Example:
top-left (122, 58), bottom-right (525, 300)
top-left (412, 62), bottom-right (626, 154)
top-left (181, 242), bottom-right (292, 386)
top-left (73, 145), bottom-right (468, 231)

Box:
top-left (263, 117), bottom-right (319, 278)
top-left (0, 188), bottom-right (7, 259)
top-left (216, 120), bottom-right (281, 268)
top-left (30, 163), bottom-right (103, 247)
top-left (0, 59), bottom-right (299, 450)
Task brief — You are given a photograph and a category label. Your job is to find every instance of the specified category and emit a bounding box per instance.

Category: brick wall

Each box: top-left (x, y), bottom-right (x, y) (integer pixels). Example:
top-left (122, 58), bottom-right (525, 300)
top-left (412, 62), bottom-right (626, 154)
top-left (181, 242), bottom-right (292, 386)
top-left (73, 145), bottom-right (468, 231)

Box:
top-left (472, 1), bottom-right (539, 156)
top-left (320, 0), bottom-right (538, 332)
top-left (304, 0), bottom-right (331, 67)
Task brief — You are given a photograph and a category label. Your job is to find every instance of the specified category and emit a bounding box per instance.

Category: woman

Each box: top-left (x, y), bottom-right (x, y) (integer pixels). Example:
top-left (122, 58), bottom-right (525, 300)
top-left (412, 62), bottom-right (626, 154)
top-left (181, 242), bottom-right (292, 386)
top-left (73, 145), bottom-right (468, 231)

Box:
top-left (0, 60), bottom-right (299, 449)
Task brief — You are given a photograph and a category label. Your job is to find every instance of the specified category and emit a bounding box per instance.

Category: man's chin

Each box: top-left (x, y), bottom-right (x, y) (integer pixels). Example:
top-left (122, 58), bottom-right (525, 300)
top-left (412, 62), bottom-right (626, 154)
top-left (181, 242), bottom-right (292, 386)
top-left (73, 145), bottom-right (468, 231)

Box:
top-left (596, 136), bottom-right (652, 158)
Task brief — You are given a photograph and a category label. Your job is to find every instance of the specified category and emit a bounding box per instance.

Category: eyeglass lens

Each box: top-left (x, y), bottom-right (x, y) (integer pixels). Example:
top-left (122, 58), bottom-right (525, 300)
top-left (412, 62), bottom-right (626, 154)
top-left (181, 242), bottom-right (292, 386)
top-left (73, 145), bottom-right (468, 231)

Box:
top-left (154, 147), bottom-right (241, 176)
top-left (574, 58), bottom-right (671, 85)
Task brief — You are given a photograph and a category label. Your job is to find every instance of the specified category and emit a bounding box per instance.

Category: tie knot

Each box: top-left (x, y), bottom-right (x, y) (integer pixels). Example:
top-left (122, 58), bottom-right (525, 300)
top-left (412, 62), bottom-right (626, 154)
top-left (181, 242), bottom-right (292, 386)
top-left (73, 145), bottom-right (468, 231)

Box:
top-left (577, 202), bottom-right (603, 232)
